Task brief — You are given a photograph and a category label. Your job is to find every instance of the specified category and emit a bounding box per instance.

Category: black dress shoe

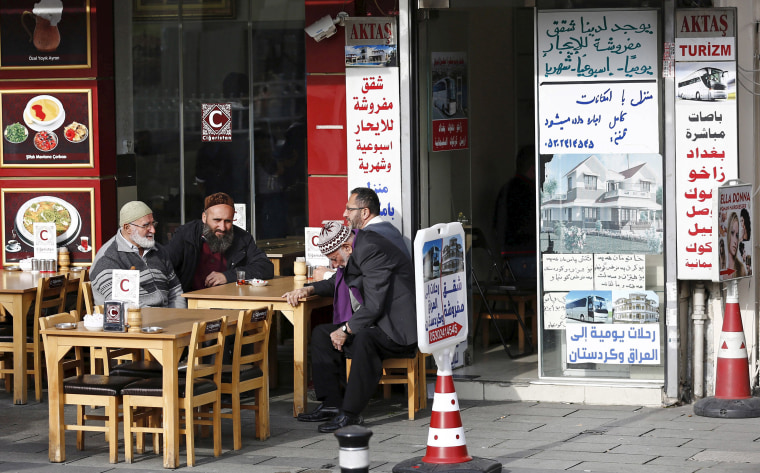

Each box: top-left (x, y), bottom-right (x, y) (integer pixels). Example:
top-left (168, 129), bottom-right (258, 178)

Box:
top-left (318, 413), bottom-right (363, 433)
top-left (297, 403), bottom-right (340, 422)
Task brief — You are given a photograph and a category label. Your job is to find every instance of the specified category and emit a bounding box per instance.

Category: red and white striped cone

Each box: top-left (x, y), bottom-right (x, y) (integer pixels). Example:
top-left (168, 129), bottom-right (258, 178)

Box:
top-left (715, 288), bottom-right (750, 399)
top-left (421, 355), bottom-right (471, 464)
top-left (694, 280), bottom-right (760, 418)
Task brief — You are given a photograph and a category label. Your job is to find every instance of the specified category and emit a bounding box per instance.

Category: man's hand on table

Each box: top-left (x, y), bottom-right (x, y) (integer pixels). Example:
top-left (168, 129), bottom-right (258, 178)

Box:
top-left (205, 271), bottom-right (228, 287)
top-left (282, 285), bottom-right (315, 307)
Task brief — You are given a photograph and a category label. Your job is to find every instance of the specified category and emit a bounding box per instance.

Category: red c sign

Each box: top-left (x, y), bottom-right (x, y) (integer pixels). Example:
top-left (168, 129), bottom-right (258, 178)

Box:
top-left (40, 229), bottom-right (49, 241)
top-left (120, 279), bottom-right (131, 292)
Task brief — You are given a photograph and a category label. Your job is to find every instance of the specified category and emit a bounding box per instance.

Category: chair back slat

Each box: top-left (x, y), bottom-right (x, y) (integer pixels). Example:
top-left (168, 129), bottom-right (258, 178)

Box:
top-left (235, 307), bottom-right (271, 369)
top-left (39, 311), bottom-right (84, 375)
top-left (81, 281), bottom-right (95, 315)
top-left (185, 317), bottom-right (227, 398)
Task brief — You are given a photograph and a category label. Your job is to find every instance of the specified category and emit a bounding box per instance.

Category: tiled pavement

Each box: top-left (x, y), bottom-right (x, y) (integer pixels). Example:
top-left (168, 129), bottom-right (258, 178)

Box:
top-left (2, 385), bottom-right (760, 472)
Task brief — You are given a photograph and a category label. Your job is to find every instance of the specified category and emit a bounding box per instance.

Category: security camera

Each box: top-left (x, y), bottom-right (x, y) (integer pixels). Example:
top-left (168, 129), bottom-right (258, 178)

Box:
top-left (305, 12), bottom-right (348, 42)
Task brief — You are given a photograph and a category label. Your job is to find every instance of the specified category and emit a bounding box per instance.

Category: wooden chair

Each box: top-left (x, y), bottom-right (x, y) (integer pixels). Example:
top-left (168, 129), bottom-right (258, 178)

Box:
top-left (72, 269), bottom-right (89, 317)
top-left (81, 280), bottom-right (95, 316)
top-left (0, 274), bottom-right (68, 402)
top-left (39, 311), bottom-right (143, 463)
top-left (346, 349), bottom-right (426, 420)
top-left (122, 316), bottom-right (227, 466)
top-left (220, 307), bottom-right (272, 449)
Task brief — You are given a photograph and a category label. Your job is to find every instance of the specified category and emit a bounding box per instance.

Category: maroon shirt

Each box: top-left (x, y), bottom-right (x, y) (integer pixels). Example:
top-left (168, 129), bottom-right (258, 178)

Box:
top-left (191, 240), bottom-right (228, 290)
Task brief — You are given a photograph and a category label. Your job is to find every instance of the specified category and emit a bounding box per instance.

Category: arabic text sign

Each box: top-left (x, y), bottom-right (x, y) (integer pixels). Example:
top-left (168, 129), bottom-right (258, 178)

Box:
top-left (414, 222), bottom-right (468, 354)
top-left (594, 254), bottom-right (645, 290)
top-left (566, 323), bottom-right (660, 364)
top-left (538, 10), bottom-right (658, 82)
top-left (542, 254), bottom-right (593, 291)
top-left (539, 82), bottom-right (658, 154)
top-left (543, 292), bottom-right (568, 330)
top-left (716, 183), bottom-right (752, 281)
top-left (346, 68), bottom-right (402, 230)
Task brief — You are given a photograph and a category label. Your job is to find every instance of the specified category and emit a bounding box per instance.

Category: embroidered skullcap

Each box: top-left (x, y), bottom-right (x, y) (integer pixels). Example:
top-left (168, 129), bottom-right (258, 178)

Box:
top-left (318, 221), bottom-right (351, 255)
top-left (119, 201), bottom-right (153, 227)
top-left (204, 192), bottom-right (234, 210)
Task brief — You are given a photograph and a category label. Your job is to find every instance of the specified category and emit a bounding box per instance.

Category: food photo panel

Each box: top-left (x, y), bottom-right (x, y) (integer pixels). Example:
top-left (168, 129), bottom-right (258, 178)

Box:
top-left (0, 88), bottom-right (93, 168)
top-left (1, 186), bottom-right (95, 265)
top-left (0, 0), bottom-right (91, 70)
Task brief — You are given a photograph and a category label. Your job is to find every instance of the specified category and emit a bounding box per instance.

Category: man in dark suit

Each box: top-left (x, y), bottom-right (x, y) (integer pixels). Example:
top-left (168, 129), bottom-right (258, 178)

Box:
top-left (282, 221), bottom-right (417, 433)
top-left (344, 186), bottom-right (410, 258)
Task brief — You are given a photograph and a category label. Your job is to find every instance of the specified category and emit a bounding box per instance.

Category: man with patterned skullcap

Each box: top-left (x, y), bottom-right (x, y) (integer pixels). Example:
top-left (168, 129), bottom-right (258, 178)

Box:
top-left (282, 221), bottom-right (417, 433)
top-left (165, 192), bottom-right (273, 292)
top-left (91, 201), bottom-right (186, 307)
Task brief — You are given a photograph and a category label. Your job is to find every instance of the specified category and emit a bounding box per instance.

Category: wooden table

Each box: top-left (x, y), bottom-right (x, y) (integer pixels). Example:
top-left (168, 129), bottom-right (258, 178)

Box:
top-left (41, 307), bottom-right (240, 468)
top-left (183, 276), bottom-right (332, 416)
top-left (0, 268), bottom-right (84, 404)
top-left (260, 237), bottom-right (305, 276)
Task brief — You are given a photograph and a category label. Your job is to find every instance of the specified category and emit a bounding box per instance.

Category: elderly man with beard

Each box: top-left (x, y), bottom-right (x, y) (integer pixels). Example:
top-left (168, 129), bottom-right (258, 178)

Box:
top-left (90, 201), bottom-right (186, 307)
top-left (165, 192), bottom-right (273, 292)
top-left (282, 221), bottom-right (417, 433)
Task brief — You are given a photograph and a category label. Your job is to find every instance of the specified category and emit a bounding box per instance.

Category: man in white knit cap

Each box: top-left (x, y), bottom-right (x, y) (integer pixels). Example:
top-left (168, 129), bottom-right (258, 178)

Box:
top-left (90, 201), bottom-right (185, 308)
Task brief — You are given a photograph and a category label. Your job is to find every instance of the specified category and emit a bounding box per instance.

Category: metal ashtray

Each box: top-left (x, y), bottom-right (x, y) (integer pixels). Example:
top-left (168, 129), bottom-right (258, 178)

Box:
top-left (141, 326), bottom-right (164, 334)
top-left (55, 322), bottom-right (77, 330)
top-left (4, 266), bottom-right (20, 271)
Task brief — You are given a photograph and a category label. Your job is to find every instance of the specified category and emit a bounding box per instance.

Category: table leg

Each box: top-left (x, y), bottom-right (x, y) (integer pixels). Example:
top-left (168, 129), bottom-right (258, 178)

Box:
top-left (46, 337), bottom-right (65, 462)
top-left (161, 340), bottom-right (180, 469)
top-left (292, 305), bottom-right (307, 417)
top-left (11, 297), bottom-right (27, 405)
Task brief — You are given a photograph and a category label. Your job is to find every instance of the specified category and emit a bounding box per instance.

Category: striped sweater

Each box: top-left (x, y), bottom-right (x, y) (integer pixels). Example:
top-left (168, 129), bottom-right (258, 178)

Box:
top-left (90, 231), bottom-right (186, 308)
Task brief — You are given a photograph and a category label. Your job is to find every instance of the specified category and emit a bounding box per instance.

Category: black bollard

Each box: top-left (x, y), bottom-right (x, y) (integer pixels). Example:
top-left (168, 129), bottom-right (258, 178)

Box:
top-left (335, 425), bottom-right (373, 473)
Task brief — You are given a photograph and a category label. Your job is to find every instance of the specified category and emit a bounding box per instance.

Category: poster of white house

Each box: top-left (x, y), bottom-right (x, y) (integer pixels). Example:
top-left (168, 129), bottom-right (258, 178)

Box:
top-left (540, 153), bottom-right (663, 254)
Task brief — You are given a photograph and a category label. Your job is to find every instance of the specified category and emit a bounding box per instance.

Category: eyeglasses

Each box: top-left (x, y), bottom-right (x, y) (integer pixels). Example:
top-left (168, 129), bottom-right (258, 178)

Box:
top-left (129, 221), bottom-right (159, 229)
top-left (345, 207), bottom-right (366, 212)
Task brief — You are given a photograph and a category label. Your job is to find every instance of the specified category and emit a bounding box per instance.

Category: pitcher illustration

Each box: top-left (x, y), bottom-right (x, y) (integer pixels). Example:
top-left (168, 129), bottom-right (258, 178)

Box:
top-left (21, 0), bottom-right (64, 53)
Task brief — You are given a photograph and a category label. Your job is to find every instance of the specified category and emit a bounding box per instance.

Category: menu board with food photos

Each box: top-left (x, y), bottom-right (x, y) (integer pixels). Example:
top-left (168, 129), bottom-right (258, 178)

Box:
top-left (0, 89), bottom-right (92, 168)
top-left (0, 185), bottom-right (95, 265)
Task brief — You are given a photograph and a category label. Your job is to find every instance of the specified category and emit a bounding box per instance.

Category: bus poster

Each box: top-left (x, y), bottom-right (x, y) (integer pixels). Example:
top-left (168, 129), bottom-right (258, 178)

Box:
top-left (414, 222), bottom-right (468, 356)
top-left (714, 181), bottom-right (752, 282)
top-left (565, 290), bottom-right (661, 365)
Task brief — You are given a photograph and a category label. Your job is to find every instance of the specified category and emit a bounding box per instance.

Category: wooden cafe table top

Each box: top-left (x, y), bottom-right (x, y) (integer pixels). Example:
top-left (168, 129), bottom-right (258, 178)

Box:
top-left (183, 276), bottom-right (333, 416)
top-left (41, 307), bottom-right (241, 468)
top-left (0, 268), bottom-right (84, 404)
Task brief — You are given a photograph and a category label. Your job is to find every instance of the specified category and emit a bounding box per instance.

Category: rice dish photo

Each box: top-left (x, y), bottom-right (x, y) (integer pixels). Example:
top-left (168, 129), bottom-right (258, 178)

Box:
top-left (22, 200), bottom-right (72, 236)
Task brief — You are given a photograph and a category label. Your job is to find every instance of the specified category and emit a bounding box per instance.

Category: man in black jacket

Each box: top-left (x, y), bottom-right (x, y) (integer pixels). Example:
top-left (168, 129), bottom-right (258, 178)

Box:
top-left (165, 192), bottom-right (274, 292)
top-left (282, 221), bottom-right (417, 433)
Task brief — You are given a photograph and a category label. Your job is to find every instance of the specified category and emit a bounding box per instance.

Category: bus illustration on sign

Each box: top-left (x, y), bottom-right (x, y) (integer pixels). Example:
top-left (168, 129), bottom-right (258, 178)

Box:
top-left (566, 293), bottom-right (609, 323)
top-left (677, 67), bottom-right (728, 101)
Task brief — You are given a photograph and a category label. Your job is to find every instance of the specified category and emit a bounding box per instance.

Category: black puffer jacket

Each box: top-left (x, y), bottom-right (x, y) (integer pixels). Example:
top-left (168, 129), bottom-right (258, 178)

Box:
top-left (165, 219), bottom-right (274, 291)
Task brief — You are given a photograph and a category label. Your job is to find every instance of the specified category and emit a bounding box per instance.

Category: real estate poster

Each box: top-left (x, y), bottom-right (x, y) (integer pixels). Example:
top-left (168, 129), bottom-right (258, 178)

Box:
top-left (540, 153), bottom-right (663, 255)
top-left (431, 52), bottom-right (468, 152)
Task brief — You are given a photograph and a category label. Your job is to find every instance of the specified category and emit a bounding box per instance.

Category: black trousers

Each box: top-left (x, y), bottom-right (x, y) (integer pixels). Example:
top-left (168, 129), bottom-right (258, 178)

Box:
top-left (310, 323), bottom-right (416, 415)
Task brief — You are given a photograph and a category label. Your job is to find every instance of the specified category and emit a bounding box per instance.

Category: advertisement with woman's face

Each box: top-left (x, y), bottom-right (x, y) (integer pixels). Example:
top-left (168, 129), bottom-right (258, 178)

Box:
top-left (717, 184), bottom-right (752, 281)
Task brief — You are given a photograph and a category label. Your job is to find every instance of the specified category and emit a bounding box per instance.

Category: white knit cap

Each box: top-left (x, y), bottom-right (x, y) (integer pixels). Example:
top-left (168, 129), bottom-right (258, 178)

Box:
top-left (119, 201), bottom-right (152, 226)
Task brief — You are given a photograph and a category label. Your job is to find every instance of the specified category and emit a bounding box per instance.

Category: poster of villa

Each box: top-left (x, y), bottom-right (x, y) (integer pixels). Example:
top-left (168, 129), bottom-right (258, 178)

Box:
top-left (540, 153), bottom-right (663, 254)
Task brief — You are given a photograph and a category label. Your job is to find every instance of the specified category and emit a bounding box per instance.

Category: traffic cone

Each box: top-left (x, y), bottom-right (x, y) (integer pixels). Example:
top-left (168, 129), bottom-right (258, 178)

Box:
top-left (421, 372), bottom-right (471, 464)
top-left (714, 291), bottom-right (750, 399)
top-left (694, 280), bottom-right (760, 418)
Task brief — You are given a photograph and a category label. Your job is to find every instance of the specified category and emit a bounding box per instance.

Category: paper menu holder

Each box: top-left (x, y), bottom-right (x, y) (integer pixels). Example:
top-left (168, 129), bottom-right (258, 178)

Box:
top-left (103, 300), bottom-right (126, 332)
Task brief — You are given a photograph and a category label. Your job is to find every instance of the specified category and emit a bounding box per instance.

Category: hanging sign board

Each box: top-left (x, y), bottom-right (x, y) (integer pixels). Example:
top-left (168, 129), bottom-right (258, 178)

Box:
top-left (675, 8), bottom-right (738, 279)
top-left (714, 181), bottom-right (752, 281)
top-left (414, 222), bottom-right (468, 354)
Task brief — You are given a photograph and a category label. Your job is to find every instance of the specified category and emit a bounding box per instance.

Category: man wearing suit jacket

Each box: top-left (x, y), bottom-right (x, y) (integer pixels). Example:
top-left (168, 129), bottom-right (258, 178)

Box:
top-left (344, 186), bottom-right (410, 259)
top-left (282, 221), bottom-right (417, 433)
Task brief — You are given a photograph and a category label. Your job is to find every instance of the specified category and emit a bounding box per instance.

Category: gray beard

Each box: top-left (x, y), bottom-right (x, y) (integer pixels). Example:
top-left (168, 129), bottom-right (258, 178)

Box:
top-left (202, 223), bottom-right (234, 253)
top-left (130, 232), bottom-right (156, 249)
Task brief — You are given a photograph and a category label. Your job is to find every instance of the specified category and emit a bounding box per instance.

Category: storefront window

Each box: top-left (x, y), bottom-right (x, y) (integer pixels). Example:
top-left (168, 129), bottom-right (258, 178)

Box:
top-left (128, 1), bottom-right (306, 243)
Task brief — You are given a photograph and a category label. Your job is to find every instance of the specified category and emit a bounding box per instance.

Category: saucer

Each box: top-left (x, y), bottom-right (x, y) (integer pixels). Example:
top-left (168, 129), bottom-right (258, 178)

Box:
top-left (77, 245), bottom-right (91, 252)
top-left (249, 279), bottom-right (268, 287)
top-left (5, 244), bottom-right (21, 253)
top-left (24, 108), bottom-right (65, 132)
